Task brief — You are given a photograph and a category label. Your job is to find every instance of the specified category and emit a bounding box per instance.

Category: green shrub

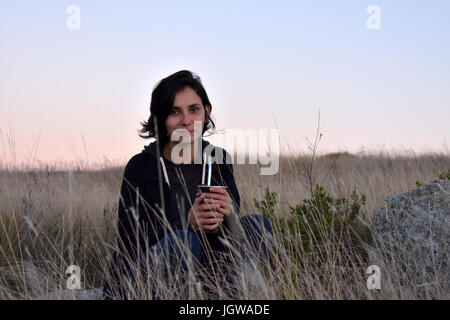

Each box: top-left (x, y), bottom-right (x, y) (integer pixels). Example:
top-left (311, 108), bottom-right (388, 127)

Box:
top-left (254, 185), bottom-right (371, 255)
top-left (438, 169), bottom-right (450, 180)
top-left (253, 188), bottom-right (278, 221)
top-left (288, 185), bottom-right (370, 252)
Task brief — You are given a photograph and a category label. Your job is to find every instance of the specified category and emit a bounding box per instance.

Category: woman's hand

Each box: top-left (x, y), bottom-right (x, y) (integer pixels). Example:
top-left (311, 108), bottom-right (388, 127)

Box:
top-left (187, 194), bottom-right (224, 231)
top-left (199, 187), bottom-right (232, 217)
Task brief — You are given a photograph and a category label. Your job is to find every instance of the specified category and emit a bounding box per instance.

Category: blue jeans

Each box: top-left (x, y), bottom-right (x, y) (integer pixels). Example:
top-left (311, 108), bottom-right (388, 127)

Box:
top-left (104, 214), bottom-right (273, 299)
top-left (149, 213), bottom-right (273, 297)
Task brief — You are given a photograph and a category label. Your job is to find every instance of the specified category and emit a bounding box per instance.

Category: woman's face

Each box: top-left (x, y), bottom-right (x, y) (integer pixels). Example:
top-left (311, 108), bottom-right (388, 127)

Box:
top-left (165, 86), bottom-right (210, 143)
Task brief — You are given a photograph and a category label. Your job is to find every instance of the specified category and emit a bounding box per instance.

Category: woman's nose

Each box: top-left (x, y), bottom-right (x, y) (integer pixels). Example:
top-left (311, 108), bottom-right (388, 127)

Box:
top-left (181, 112), bottom-right (192, 125)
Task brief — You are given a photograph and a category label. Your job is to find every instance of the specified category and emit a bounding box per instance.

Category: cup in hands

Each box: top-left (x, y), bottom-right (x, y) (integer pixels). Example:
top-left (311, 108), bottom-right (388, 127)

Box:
top-left (188, 185), bottom-right (229, 234)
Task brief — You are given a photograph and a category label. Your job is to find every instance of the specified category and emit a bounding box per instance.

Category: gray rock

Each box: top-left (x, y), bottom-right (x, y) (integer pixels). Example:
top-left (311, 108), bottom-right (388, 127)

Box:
top-left (370, 179), bottom-right (449, 299)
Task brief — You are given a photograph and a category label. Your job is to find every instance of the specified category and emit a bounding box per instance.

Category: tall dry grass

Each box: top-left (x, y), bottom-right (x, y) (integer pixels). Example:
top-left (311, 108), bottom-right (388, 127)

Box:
top-left (1, 143), bottom-right (448, 300)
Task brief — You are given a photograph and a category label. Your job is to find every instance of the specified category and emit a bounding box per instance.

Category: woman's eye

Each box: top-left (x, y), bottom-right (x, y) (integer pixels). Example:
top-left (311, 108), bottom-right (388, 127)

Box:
top-left (191, 107), bottom-right (200, 112)
top-left (170, 109), bottom-right (178, 115)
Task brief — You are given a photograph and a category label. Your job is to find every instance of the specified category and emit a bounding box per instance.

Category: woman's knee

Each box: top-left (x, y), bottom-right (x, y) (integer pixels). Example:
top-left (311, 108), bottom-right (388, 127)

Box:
top-left (239, 214), bottom-right (274, 262)
top-left (240, 213), bottom-right (273, 235)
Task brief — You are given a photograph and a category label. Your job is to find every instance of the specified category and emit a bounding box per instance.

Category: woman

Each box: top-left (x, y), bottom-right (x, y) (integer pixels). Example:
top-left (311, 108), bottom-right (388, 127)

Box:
top-left (103, 70), bottom-right (273, 299)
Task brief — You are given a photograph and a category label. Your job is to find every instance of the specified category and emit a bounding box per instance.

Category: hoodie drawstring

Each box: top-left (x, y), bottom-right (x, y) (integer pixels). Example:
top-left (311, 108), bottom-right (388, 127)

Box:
top-left (159, 157), bottom-right (170, 188)
top-left (159, 151), bottom-right (206, 188)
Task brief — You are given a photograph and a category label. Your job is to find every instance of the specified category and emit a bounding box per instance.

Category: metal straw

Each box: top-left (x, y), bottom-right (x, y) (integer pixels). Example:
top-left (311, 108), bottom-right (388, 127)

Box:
top-left (207, 156), bottom-right (212, 186)
top-left (201, 153), bottom-right (206, 185)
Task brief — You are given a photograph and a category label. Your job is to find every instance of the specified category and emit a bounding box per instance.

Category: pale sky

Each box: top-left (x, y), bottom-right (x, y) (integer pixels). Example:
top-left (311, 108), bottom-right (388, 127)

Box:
top-left (1, 0), bottom-right (449, 168)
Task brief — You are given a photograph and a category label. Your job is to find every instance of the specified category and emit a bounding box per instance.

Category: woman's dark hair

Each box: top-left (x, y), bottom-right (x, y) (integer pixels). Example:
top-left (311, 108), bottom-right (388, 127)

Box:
top-left (139, 70), bottom-right (216, 146)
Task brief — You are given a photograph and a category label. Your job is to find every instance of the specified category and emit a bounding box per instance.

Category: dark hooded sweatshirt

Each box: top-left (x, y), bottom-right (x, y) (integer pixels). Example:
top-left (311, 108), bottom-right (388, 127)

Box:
top-left (104, 139), bottom-right (240, 298)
